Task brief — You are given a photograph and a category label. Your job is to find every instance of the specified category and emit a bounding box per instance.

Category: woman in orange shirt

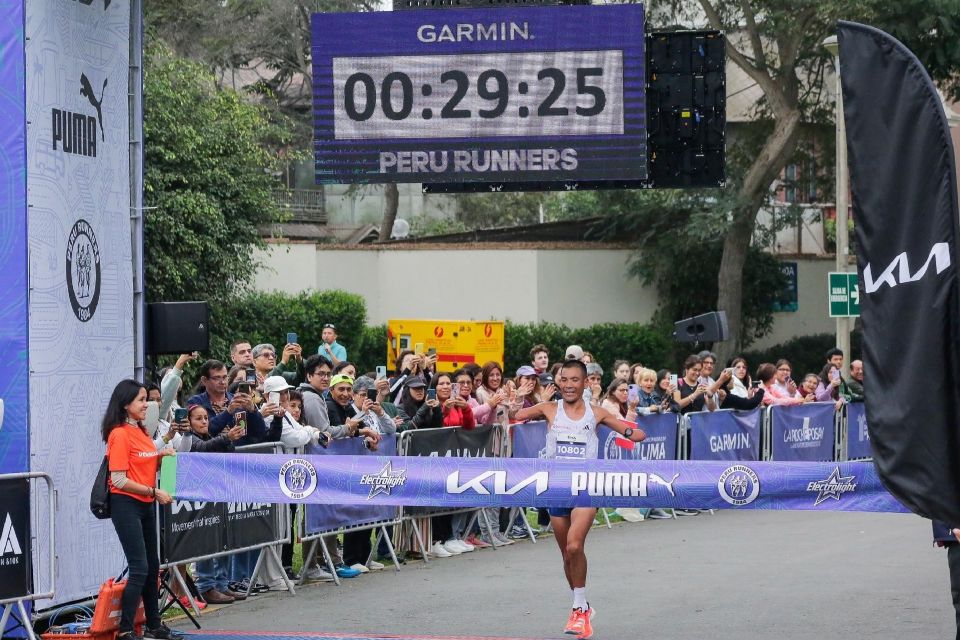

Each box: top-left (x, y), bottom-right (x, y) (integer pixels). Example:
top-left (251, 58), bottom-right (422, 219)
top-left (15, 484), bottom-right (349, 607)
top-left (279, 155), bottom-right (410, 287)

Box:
top-left (102, 380), bottom-right (179, 640)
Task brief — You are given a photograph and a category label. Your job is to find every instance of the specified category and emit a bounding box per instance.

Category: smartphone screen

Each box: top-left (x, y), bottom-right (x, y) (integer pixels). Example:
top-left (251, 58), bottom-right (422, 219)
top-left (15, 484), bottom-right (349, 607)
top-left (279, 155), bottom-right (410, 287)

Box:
top-left (451, 383), bottom-right (460, 397)
top-left (287, 332), bottom-right (297, 345)
top-left (414, 342), bottom-right (424, 355)
top-left (173, 407), bottom-right (188, 423)
top-left (628, 384), bottom-right (639, 402)
top-left (366, 388), bottom-right (378, 402)
top-left (669, 374), bottom-right (678, 387)
top-left (426, 388), bottom-right (437, 401)
top-left (268, 391), bottom-right (280, 405)
top-left (427, 347), bottom-right (437, 356)
top-left (235, 410), bottom-right (247, 436)
top-left (245, 368), bottom-right (256, 383)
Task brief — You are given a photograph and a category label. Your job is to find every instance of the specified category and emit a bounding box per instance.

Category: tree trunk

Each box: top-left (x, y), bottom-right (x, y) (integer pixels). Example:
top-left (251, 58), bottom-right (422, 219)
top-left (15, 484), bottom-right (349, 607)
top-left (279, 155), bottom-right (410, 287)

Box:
top-left (715, 110), bottom-right (803, 364)
top-left (380, 183), bottom-right (399, 242)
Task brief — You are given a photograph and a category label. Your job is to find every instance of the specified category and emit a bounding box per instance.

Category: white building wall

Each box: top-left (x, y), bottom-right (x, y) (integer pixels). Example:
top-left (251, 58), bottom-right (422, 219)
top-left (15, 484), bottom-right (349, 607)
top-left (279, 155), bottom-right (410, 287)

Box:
top-left (253, 244), bottom-right (839, 341)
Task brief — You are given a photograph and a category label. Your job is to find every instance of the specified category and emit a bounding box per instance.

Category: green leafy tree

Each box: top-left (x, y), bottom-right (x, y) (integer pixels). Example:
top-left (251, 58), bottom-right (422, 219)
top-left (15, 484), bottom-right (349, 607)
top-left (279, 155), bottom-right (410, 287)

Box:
top-left (144, 44), bottom-right (287, 302)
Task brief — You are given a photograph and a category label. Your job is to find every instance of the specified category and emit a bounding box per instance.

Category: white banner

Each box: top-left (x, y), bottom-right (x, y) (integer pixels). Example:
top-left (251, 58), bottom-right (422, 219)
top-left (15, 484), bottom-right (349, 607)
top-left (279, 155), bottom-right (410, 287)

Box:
top-left (26, 0), bottom-right (133, 606)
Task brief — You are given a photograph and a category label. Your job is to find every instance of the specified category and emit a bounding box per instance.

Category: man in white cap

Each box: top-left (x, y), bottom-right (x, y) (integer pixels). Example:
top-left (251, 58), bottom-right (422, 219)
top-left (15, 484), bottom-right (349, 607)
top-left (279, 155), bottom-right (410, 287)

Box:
top-left (565, 345), bottom-right (584, 361)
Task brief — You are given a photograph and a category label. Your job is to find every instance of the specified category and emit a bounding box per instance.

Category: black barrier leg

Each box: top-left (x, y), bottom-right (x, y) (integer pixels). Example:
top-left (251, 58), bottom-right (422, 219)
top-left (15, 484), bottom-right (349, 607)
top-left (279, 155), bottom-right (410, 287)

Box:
top-left (157, 569), bottom-right (201, 629)
top-left (370, 525), bottom-right (401, 572)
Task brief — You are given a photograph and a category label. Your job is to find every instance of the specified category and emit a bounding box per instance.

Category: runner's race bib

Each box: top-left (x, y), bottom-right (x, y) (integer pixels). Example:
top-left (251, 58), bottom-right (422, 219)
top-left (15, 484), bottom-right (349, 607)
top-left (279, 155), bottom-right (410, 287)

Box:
top-left (556, 434), bottom-right (588, 460)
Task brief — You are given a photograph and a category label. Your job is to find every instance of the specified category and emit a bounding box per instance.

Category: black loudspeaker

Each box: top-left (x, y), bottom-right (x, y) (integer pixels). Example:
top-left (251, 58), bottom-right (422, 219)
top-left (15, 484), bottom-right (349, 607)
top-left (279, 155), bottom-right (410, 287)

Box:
top-left (146, 302), bottom-right (209, 355)
top-left (673, 311), bottom-right (728, 343)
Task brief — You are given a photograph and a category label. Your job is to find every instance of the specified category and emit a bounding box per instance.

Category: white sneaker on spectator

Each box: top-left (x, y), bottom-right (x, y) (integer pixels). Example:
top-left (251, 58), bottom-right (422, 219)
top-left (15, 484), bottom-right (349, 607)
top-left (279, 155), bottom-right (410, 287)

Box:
top-left (648, 508), bottom-right (672, 519)
top-left (368, 560), bottom-right (385, 570)
top-left (430, 541), bottom-right (453, 558)
top-left (447, 538), bottom-right (474, 553)
top-left (441, 540), bottom-right (463, 555)
top-left (304, 566), bottom-right (334, 581)
top-left (348, 563), bottom-right (370, 573)
top-left (675, 509), bottom-right (699, 516)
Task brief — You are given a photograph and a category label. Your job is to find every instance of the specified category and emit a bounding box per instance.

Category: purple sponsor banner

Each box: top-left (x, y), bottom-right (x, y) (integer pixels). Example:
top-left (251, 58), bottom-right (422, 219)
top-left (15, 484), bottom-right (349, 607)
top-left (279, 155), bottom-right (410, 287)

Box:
top-left (688, 409), bottom-right (761, 461)
top-left (846, 403), bottom-right (871, 459)
top-left (311, 5), bottom-right (646, 184)
top-left (303, 436), bottom-right (398, 534)
top-left (0, 0), bottom-right (28, 478)
top-left (771, 403), bottom-right (837, 462)
top-left (599, 412), bottom-right (679, 461)
top-left (510, 420), bottom-right (548, 459)
top-left (167, 453), bottom-right (909, 513)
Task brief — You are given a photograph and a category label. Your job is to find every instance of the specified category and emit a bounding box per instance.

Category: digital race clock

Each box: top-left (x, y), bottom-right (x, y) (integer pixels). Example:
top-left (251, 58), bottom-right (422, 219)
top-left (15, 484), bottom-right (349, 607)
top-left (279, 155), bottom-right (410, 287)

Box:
top-left (312, 5), bottom-right (646, 184)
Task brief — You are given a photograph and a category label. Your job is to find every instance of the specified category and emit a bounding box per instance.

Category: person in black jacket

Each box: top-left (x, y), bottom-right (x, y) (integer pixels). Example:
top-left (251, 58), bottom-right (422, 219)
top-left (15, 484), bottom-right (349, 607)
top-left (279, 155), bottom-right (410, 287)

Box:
top-left (398, 377), bottom-right (442, 429)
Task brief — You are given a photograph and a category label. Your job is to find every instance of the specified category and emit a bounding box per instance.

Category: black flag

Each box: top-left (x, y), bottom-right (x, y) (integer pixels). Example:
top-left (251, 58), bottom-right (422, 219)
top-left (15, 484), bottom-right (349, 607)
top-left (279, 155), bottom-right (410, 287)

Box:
top-left (838, 21), bottom-right (960, 524)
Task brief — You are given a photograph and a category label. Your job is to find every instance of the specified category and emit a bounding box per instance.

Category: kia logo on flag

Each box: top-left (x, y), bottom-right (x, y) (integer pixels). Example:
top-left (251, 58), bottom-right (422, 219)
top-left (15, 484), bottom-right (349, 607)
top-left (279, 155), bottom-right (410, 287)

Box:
top-left (862, 242), bottom-right (951, 294)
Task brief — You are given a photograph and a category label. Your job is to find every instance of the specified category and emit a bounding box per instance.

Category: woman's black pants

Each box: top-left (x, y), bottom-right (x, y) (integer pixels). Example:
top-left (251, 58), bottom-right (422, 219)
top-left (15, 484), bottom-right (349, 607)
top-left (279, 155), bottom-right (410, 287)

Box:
top-left (110, 494), bottom-right (161, 633)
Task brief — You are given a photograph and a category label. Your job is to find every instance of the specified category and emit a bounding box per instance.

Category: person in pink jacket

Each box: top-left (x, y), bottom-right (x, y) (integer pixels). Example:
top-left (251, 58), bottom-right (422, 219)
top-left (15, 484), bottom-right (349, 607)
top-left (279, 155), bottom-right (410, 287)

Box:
top-left (757, 362), bottom-right (811, 406)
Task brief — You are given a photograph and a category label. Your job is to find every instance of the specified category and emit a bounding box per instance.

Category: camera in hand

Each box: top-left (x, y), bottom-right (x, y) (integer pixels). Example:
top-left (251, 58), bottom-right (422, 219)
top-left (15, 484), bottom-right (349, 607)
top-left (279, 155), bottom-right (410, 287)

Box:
top-left (317, 431), bottom-right (330, 448)
top-left (173, 407), bottom-right (188, 423)
top-left (366, 388), bottom-right (378, 403)
top-left (235, 410), bottom-right (247, 436)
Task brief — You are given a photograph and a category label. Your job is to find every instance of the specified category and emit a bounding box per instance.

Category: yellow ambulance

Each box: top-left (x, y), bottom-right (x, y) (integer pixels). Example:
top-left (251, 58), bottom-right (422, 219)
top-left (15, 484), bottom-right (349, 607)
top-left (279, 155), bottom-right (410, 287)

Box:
top-left (386, 319), bottom-right (505, 374)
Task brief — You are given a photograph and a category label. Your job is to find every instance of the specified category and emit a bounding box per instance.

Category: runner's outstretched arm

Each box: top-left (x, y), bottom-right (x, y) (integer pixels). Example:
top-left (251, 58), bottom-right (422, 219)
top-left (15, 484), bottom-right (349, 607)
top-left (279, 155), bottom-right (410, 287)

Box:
top-left (515, 401), bottom-right (554, 423)
top-left (593, 406), bottom-right (646, 442)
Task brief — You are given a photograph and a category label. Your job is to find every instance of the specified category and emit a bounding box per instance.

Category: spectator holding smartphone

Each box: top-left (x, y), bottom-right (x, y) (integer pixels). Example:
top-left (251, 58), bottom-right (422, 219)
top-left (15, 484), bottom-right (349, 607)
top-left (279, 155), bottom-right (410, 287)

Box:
top-left (317, 323), bottom-right (347, 365)
top-left (187, 359), bottom-right (270, 445)
top-left (815, 364), bottom-right (848, 410)
top-left (635, 368), bottom-right (664, 415)
top-left (674, 355), bottom-right (718, 414)
top-left (656, 369), bottom-right (679, 413)
top-left (436, 372), bottom-right (475, 429)
top-left (799, 374), bottom-right (820, 401)
top-left (399, 376), bottom-right (441, 429)
top-left (719, 357), bottom-right (765, 410)
top-left (474, 362), bottom-right (509, 426)
top-left (758, 362), bottom-right (810, 405)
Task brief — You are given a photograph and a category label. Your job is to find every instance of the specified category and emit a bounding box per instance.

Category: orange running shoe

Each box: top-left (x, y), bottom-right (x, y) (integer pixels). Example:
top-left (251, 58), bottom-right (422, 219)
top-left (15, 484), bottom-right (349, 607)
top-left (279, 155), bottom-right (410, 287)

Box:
top-left (577, 606), bottom-right (595, 640)
top-left (564, 608), bottom-right (584, 635)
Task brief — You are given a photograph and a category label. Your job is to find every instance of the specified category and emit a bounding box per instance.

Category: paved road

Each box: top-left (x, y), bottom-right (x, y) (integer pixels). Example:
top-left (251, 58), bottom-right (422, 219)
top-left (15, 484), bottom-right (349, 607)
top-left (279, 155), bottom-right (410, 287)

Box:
top-left (178, 510), bottom-right (953, 639)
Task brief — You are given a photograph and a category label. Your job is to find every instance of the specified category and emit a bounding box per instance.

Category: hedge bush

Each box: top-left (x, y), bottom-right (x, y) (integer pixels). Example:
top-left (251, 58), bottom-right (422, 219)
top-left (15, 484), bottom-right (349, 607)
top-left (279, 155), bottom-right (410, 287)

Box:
top-left (742, 331), bottom-right (862, 378)
top-left (208, 289), bottom-right (367, 362)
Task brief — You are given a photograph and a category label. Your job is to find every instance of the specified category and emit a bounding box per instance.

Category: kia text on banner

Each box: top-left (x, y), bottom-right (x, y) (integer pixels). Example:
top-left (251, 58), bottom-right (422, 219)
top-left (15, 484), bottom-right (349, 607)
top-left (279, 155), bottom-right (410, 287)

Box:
top-left (303, 435), bottom-right (397, 534)
top-left (845, 403), bottom-right (871, 460)
top-left (688, 409), bottom-right (761, 461)
top-left (0, 477), bottom-right (31, 601)
top-left (770, 403), bottom-right (836, 462)
top-left (839, 22), bottom-right (960, 524)
top-left (161, 454), bottom-right (909, 513)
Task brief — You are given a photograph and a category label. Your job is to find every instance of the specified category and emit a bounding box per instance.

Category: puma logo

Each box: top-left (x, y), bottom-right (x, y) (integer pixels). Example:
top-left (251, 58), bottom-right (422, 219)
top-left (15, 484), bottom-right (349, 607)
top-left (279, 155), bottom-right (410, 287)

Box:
top-left (648, 473), bottom-right (679, 496)
top-left (79, 73), bottom-right (107, 141)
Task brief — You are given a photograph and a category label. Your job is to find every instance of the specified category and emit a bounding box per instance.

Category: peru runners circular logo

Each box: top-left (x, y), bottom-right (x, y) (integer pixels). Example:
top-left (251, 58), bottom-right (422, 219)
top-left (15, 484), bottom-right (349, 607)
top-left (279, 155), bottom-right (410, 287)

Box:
top-left (279, 458), bottom-right (317, 500)
top-left (65, 219), bottom-right (101, 322)
top-left (717, 465), bottom-right (760, 506)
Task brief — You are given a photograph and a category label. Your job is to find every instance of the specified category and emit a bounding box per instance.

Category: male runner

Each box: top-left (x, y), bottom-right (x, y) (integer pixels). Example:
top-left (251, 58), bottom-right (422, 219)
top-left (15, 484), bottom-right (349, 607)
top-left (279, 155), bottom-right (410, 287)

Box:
top-left (514, 359), bottom-right (645, 639)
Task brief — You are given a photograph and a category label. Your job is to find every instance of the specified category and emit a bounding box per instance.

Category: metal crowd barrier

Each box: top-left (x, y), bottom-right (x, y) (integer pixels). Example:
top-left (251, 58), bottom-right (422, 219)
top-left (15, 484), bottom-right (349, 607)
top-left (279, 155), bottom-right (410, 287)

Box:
top-left (0, 472), bottom-right (55, 640)
top-left (298, 436), bottom-right (404, 585)
top-left (397, 424), bottom-right (507, 557)
top-left (157, 441), bottom-right (293, 614)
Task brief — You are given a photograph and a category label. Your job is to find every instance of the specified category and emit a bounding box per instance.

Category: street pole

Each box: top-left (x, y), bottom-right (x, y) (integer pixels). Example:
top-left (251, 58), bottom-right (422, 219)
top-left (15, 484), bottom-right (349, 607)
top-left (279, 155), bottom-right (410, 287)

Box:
top-left (823, 35), bottom-right (851, 362)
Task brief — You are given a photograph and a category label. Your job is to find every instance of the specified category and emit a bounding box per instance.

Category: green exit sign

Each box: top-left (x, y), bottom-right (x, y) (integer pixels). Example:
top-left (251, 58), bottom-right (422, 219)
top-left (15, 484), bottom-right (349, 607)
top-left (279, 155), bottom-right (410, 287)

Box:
top-left (828, 272), bottom-right (860, 317)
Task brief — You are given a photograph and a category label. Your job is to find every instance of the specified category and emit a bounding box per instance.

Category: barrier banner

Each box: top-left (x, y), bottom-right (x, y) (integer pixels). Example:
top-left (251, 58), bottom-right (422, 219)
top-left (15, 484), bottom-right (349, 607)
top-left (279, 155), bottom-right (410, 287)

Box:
top-left (303, 436), bottom-right (398, 534)
top-left (688, 409), bottom-right (761, 461)
top-left (0, 477), bottom-right (31, 600)
top-left (511, 421), bottom-right (549, 459)
top-left (599, 413), bottom-right (679, 461)
top-left (162, 453), bottom-right (910, 513)
top-left (403, 424), bottom-right (496, 458)
top-left (770, 403), bottom-right (837, 462)
top-left (846, 403), bottom-right (871, 460)
top-left (162, 500), bottom-right (279, 564)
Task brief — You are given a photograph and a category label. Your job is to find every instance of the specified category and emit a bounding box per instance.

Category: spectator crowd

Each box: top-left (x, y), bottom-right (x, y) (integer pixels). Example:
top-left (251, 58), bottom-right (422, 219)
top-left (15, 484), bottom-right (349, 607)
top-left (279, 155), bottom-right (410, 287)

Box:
top-left (141, 325), bottom-right (865, 608)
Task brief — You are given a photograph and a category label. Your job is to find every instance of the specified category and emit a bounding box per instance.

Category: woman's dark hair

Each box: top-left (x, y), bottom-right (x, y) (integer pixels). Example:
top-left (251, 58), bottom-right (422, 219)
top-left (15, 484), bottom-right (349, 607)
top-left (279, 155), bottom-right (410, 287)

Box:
top-left (227, 364), bottom-right (247, 386)
top-left (818, 363), bottom-right (840, 400)
top-left (775, 358), bottom-right (792, 371)
top-left (332, 360), bottom-right (356, 375)
top-left (145, 381), bottom-right (160, 396)
top-left (480, 361), bottom-right (503, 390)
top-left (757, 363), bottom-right (777, 384)
top-left (462, 362), bottom-right (482, 378)
top-left (730, 357), bottom-right (751, 388)
top-left (605, 378), bottom-right (628, 413)
top-left (396, 349), bottom-right (415, 375)
top-left (428, 372), bottom-right (453, 389)
top-left (682, 355), bottom-right (701, 375)
top-left (288, 389), bottom-right (304, 404)
top-left (656, 368), bottom-right (671, 386)
top-left (550, 362), bottom-right (563, 378)
top-left (101, 379), bottom-right (146, 442)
